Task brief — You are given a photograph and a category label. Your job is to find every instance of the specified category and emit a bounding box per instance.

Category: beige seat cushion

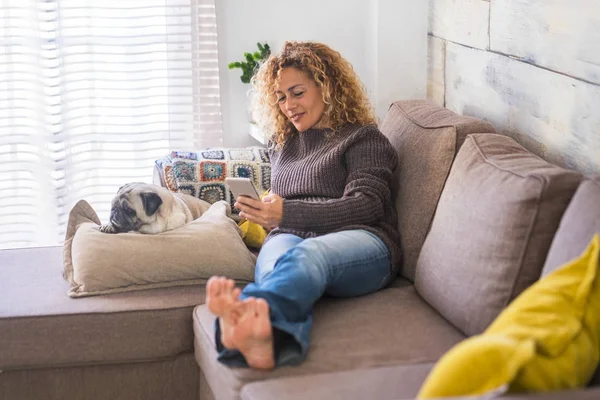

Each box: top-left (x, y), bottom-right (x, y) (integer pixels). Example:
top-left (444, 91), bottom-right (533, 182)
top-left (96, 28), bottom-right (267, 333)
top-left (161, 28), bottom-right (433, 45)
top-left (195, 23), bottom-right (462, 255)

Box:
top-left (0, 246), bottom-right (206, 370)
top-left (543, 177), bottom-right (600, 276)
top-left (380, 100), bottom-right (496, 281)
top-left (415, 134), bottom-right (583, 336)
top-left (240, 363), bottom-right (435, 400)
top-left (193, 283), bottom-right (465, 399)
top-left (63, 200), bottom-right (255, 297)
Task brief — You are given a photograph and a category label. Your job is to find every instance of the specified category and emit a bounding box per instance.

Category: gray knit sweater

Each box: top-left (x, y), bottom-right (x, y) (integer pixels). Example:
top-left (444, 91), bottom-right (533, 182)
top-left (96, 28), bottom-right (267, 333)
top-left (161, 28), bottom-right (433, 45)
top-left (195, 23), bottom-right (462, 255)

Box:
top-left (267, 123), bottom-right (402, 279)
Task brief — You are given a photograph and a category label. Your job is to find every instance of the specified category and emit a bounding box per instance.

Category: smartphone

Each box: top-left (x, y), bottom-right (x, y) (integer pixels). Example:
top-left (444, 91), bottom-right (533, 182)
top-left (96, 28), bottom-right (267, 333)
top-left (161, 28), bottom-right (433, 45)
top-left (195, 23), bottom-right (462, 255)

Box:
top-left (225, 177), bottom-right (260, 201)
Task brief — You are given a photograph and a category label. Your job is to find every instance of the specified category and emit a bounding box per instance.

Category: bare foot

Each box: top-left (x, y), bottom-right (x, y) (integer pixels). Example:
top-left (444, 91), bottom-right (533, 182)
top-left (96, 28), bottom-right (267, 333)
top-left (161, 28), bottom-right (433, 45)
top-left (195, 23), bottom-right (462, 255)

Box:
top-left (233, 298), bottom-right (275, 370)
top-left (206, 276), bottom-right (242, 350)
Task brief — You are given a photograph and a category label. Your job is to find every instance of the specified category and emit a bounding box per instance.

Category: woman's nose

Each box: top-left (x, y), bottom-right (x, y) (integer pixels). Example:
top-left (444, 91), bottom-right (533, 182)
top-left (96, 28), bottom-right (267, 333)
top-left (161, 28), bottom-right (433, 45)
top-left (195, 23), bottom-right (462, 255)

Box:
top-left (284, 98), bottom-right (297, 111)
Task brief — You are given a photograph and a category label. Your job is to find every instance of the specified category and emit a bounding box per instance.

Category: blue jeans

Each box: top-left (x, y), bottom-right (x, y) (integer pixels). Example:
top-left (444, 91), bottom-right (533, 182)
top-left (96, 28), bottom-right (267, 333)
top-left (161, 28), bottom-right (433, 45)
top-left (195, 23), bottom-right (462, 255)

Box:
top-left (215, 229), bottom-right (391, 367)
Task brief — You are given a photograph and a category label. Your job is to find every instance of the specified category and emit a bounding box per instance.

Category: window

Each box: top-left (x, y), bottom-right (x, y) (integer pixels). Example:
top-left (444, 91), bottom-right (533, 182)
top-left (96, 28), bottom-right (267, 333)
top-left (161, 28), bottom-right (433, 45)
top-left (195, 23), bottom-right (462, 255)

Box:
top-left (0, 0), bottom-right (222, 249)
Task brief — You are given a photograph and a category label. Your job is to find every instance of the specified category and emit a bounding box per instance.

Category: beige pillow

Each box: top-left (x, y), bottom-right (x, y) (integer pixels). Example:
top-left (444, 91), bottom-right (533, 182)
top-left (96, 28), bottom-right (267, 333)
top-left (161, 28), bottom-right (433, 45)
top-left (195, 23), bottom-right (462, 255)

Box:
top-left (63, 200), bottom-right (256, 298)
top-left (379, 100), bottom-right (496, 281)
top-left (415, 134), bottom-right (582, 336)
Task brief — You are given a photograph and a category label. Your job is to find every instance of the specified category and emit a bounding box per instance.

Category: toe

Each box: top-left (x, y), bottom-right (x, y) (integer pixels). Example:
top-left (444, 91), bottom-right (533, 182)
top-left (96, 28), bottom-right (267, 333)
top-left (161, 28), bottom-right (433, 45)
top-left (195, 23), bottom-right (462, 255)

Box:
top-left (225, 279), bottom-right (235, 293)
top-left (255, 298), bottom-right (269, 316)
top-left (240, 298), bottom-right (256, 315)
top-left (248, 298), bottom-right (260, 316)
top-left (206, 276), bottom-right (219, 296)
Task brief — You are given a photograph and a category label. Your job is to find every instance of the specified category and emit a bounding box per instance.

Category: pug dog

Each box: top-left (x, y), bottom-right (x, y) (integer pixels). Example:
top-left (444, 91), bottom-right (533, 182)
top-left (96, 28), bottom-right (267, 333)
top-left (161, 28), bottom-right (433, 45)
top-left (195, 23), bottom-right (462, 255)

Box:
top-left (99, 183), bottom-right (211, 234)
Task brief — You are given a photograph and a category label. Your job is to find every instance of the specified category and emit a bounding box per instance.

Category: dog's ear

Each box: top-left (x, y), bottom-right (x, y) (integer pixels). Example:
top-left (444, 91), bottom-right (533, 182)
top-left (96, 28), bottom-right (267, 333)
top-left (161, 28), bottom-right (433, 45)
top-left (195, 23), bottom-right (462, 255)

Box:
top-left (140, 192), bottom-right (163, 216)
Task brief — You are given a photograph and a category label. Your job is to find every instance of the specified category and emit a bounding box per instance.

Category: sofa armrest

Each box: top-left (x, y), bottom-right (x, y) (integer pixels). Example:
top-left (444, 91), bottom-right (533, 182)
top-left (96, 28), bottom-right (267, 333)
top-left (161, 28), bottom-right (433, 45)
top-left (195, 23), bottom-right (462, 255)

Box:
top-left (153, 162), bottom-right (167, 187)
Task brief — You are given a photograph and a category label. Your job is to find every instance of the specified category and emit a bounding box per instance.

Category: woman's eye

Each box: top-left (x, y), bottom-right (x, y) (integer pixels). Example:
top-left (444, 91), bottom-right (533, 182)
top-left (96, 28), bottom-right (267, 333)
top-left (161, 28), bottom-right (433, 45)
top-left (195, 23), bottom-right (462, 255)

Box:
top-left (293, 92), bottom-right (304, 98)
top-left (277, 96), bottom-right (285, 103)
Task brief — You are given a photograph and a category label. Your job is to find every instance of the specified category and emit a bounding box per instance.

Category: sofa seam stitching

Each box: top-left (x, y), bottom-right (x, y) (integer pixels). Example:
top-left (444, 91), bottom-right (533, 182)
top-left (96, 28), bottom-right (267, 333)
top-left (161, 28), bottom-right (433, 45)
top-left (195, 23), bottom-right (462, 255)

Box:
top-left (469, 135), bottom-right (552, 180)
top-left (393, 102), bottom-right (490, 131)
top-left (3, 305), bottom-right (198, 320)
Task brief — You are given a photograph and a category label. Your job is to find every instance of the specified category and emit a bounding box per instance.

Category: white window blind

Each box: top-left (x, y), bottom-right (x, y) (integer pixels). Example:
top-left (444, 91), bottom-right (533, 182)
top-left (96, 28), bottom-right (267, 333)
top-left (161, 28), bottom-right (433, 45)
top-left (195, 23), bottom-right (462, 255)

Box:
top-left (0, 0), bottom-right (223, 250)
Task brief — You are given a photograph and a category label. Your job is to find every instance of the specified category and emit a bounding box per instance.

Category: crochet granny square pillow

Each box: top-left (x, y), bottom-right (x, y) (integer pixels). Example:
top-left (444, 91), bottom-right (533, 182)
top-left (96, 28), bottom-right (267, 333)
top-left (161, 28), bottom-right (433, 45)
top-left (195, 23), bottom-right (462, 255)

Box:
top-left (154, 147), bottom-right (271, 219)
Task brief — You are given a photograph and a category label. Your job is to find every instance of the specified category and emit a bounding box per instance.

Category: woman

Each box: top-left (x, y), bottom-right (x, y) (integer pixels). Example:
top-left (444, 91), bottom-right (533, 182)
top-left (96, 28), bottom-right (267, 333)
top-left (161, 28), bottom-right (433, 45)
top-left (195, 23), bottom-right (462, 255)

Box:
top-left (206, 41), bottom-right (401, 369)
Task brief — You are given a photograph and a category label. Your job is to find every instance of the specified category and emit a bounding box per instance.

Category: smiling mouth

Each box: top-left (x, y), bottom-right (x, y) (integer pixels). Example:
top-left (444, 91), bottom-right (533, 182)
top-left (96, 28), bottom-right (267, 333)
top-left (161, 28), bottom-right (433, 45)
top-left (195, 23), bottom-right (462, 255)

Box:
top-left (290, 113), bottom-right (304, 122)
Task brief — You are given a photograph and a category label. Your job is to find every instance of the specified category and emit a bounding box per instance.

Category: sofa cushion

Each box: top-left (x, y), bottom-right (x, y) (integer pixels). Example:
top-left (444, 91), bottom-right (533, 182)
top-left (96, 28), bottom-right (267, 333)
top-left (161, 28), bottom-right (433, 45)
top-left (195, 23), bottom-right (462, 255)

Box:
top-left (543, 177), bottom-right (600, 276)
top-left (240, 363), bottom-right (434, 400)
top-left (418, 235), bottom-right (600, 398)
top-left (0, 246), bottom-right (205, 370)
top-left (63, 200), bottom-right (255, 298)
top-left (379, 100), bottom-right (496, 281)
top-left (193, 283), bottom-right (465, 399)
top-left (415, 134), bottom-right (583, 336)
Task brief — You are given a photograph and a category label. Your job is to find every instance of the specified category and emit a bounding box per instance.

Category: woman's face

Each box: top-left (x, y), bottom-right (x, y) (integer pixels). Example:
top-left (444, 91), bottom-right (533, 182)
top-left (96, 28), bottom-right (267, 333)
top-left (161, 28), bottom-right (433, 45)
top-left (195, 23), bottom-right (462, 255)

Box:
top-left (275, 67), bottom-right (328, 132)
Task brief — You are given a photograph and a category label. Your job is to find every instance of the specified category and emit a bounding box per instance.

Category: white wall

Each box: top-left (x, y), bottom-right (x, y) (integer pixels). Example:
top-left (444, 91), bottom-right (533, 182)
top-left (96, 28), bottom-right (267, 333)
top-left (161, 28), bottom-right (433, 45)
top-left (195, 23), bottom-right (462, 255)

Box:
top-left (215, 0), bottom-right (428, 147)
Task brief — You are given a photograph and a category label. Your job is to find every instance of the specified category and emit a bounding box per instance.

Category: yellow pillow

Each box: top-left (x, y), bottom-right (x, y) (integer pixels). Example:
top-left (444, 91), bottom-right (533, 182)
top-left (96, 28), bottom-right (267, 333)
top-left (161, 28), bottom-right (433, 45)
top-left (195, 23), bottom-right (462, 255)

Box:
top-left (237, 190), bottom-right (269, 249)
top-left (238, 219), bottom-right (268, 249)
top-left (418, 234), bottom-right (600, 399)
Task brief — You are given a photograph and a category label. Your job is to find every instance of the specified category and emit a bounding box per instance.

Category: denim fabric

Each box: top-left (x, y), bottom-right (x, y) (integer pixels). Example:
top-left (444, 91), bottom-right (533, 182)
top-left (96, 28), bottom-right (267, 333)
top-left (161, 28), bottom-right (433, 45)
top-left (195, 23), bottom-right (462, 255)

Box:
top-left (215, 229), bottom-right (391, 367)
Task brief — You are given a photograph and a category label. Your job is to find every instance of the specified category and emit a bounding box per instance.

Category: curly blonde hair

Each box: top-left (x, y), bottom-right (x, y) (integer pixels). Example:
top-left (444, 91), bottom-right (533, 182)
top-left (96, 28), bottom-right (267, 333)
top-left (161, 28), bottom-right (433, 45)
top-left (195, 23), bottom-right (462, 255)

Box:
top-left (251, 41), bottom-right (376, 146)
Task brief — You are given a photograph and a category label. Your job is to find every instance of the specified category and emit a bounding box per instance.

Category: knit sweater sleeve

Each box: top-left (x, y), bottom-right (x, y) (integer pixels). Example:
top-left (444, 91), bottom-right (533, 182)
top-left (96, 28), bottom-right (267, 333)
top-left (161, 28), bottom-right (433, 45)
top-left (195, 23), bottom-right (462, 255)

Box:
top-left (279, 126), bottom-right (397, 233)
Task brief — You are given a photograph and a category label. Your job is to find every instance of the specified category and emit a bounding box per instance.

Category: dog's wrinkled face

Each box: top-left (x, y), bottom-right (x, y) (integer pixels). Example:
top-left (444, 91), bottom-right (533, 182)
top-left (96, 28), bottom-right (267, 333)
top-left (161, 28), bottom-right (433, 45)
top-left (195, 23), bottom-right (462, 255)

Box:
top-left (107, 183), bottom-right (164, 233)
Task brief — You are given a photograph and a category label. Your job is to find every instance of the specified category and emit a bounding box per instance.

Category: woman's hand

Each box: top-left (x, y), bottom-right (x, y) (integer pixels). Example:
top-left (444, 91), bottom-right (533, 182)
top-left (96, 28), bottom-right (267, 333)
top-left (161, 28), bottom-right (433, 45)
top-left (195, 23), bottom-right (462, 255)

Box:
top-left (235, 193), bottom-right (283, 230)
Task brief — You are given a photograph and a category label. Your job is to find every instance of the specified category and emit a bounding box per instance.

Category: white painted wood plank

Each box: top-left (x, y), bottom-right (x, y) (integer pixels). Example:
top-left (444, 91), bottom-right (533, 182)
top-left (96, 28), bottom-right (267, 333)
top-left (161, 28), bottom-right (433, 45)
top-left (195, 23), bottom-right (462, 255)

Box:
top-left (445, 42), bottom-right (600, 175)
top-left (429, 0), bottom-right (490, 50)
top-left (427, 36), bottom-right (446, 106)
top-left (490, 0), bottom-right (600, 85)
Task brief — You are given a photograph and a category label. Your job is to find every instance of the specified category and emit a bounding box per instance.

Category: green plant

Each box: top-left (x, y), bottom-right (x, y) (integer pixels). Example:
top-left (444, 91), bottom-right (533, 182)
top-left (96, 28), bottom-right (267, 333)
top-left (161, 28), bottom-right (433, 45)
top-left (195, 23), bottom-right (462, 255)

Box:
top-left (228, 42), bottom-right (271, 84)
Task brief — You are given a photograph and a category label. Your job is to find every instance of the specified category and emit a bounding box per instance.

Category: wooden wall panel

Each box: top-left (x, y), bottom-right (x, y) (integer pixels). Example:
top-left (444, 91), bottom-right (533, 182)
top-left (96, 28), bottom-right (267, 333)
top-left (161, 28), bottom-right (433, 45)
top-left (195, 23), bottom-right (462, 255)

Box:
top-left (427, 35), bottom-right (446, 106)
top-left (429, 0), bottom-right (490, 50)
top-left (490, 0), bottom-right (600, 84)
top-left (445, 42), bottom-right (600, 174)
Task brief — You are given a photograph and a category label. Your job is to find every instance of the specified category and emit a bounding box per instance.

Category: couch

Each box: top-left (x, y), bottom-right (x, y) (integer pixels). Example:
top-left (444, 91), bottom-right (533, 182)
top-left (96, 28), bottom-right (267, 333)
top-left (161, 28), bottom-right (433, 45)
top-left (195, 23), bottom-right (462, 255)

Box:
top-left (1, 100), bottom-right (599, 400)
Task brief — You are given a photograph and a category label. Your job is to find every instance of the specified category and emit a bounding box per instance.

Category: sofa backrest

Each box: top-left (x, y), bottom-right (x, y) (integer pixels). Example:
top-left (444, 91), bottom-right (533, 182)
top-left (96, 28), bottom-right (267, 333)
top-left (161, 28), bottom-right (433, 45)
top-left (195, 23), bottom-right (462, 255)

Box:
top-left (414, 133), bottom-right (583, 336)
top-left (378, 99), bottom-right (600, 387)
top-left (379, 100), bottom-right (496, 281)
top-left (543, 176), bottom-right (600, 276)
